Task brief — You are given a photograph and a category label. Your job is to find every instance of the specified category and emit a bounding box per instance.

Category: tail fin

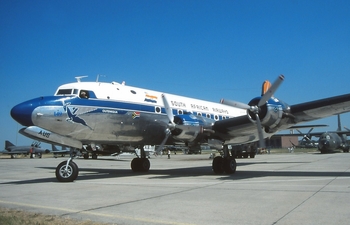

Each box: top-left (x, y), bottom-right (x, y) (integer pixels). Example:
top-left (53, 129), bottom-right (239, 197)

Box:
top-left (261, 80), bottom-right (272, 96)
top-left (337, 114), bottom-right (341, 131)
top-left (51, 145), bottom-right (58, 151)
top-left (5, 140), bottom-right (15, 149)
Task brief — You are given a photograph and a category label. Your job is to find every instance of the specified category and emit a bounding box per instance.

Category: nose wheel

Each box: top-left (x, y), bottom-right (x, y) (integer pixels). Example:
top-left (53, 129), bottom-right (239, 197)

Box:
top-left (55, 159), bottom-right (79, 182)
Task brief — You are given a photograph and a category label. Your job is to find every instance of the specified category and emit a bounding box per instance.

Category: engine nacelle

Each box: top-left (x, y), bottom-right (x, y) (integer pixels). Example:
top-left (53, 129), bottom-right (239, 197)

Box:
top-left (171, 114), bottom-right (214, 142)
top-left (247, 97), bottom-right (289, 132)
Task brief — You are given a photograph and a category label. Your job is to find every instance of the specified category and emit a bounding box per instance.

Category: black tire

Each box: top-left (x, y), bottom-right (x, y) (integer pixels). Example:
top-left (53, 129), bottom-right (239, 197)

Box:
top-left (212, 156), bottom-right (224, 174)
top-left (140, 158), bottom-right (150, 172)
top-left (55, 161), bottom-right (79, 182)
top-left (223, 157), bottom-right (236, 174)
top-left (131, 158), bottom-right (141, 172)
top-left (131, 158), bottom-right (150, 172)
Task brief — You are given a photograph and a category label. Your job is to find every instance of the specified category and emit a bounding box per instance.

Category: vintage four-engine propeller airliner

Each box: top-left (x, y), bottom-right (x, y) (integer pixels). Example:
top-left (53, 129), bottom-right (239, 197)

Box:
top-left (10, 75), bottom-right (350, 182)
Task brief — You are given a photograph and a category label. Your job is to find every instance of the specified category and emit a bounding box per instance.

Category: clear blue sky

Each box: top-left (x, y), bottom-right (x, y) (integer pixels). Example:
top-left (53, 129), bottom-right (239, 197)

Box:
top-left (1, 0), bottom-right (350, 147)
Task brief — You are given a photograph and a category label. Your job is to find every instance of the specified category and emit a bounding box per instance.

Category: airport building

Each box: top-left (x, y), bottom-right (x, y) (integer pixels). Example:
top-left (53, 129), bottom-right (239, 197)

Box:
top-left (267, 136), bottom-right (299, 148)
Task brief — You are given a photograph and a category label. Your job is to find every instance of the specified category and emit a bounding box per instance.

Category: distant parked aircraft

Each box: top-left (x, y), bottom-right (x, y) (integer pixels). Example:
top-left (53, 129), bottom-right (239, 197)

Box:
top-left (278, 115), bottom-right (350, 153)
top-left (1, 140), bottom-right (49, 158)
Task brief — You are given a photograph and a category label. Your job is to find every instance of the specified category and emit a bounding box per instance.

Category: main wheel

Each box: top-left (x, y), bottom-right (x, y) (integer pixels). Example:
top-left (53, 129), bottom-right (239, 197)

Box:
top-left (131, 158), bottom-right (150, 172)
top-left (140, 158), bottom-right (150, 172)
top-left (55, 161), bottom-right (79, 182)
top-left (223, 157), bottom-right (236, 174)
top-left (212, 156), bottom-right (224, 174)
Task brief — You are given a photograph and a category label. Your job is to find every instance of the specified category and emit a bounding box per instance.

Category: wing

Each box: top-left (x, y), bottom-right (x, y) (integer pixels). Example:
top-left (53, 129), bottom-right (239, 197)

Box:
top-left (211, 93), bottom-right (350, 144)
top-left (290, 94), bottom-right (350, 123)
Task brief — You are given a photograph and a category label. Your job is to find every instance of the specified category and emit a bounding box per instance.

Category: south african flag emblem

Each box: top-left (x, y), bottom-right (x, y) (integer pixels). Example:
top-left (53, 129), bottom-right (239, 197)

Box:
top-left (132, 112), bottom-right (140, 119)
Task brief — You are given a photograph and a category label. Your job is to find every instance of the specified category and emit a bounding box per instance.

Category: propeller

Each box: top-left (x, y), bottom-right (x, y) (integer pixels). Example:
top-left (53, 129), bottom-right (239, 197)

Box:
top-left (162, 94), bottom-right (175, 127)
top-left (155, 94), bottom-right (176, 154)
top-left (296, 128), bottom-right (313, 141)
top-left (157, 93), bottom-right (206, 154)
top-left (220, 75), bottom-right (285, 149)
top-left (155, 128), bottom-right (172, 154)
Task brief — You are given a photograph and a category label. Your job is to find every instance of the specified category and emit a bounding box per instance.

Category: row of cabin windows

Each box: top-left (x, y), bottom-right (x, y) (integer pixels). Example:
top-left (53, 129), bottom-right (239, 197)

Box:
top-left (154, 106), bottom-right (228, 121)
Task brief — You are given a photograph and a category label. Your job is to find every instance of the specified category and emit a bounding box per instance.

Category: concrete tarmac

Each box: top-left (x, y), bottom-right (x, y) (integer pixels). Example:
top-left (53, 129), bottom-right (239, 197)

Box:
top-left (0, 152), bottom-right (350, 225)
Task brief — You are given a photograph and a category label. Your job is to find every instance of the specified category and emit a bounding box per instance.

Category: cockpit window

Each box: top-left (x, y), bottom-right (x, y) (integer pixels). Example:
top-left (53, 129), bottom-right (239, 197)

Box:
top-left (56, 89), bottom-right (73, 95)
top-left (79, 90), bottom-right (89, 99)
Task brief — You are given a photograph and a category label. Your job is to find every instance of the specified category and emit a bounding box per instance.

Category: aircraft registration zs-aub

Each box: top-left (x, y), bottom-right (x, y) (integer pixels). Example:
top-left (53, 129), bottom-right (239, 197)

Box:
top-left (10, 75), bottom-right (350, 182)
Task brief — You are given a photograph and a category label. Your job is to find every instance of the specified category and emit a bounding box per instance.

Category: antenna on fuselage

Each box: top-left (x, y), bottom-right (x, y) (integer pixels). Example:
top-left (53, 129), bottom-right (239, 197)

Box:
top-left (75, 76), bottom-right (88, 83)
top-left (96, 74), bottom-right (106, 82)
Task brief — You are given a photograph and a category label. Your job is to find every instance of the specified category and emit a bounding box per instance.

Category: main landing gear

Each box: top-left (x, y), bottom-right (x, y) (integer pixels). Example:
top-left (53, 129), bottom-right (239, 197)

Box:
top-left (131, 146), bottom-right (150, 172)
top-left (212, 145), bottom-right (237, 174)
top-left (131, 158), bottom-right (150, 172)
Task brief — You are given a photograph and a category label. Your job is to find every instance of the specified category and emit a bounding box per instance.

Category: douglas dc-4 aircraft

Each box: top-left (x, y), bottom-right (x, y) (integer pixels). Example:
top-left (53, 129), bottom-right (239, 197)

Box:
top-left (10, 75), bottom-right (350, 182)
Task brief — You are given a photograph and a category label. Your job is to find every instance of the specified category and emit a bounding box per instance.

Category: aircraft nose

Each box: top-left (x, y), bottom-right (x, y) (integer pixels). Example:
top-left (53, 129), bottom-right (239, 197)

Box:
top-left (318, 140), bottom-right (329, 150)
top-left (10, 98), bottom-right (39, 126)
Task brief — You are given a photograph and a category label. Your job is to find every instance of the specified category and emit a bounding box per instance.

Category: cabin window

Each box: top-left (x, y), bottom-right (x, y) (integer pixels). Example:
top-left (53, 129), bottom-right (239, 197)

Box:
top-left (197, 112), bottom-right (202, 116)
top-left (131, 90), bottom-right (136, 94)
top-left (206, 114), bottom-right (211, 119)
top-left (178, 110), bottom-right (183, 115)
top-left (214, 115), bottom-right (219, 121)
top-left (155, 106), bottom-right (161, 114)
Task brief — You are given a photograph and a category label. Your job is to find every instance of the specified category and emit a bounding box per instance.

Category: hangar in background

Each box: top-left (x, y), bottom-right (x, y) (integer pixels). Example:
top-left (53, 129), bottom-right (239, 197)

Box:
top-left (268, 135), bottom-right (299, 148)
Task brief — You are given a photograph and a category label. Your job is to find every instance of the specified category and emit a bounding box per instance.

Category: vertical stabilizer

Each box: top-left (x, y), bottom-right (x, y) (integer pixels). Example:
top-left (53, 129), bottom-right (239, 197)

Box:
top-left (261, 80), bottom-right (272, 96)
top-left (5, 140), bottom-right (15, 149)
top-left (337, 114), bottom-right (341, 131)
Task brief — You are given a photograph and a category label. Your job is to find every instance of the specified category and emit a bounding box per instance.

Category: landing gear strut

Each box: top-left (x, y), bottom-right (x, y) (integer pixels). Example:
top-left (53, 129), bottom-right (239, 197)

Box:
top-left (212, 145), bottom-right (236, 174)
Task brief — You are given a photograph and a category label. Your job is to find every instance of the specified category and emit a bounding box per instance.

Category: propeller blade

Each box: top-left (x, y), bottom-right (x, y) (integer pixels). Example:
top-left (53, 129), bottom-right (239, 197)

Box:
top-left (162, 94), bottom-right (175, 125)
top-left (306, 128), bottom-right (314, 140)
top-left (156, 128), bottom-right (171, 154)
top-left (258, 75), bottom-right (284, 106)
top-left (296, 129), bottom-right (303, 135)
top-left (220, 99), bottom-right (250, 110)
top-left (255, 114), bottom-right (266, 149)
